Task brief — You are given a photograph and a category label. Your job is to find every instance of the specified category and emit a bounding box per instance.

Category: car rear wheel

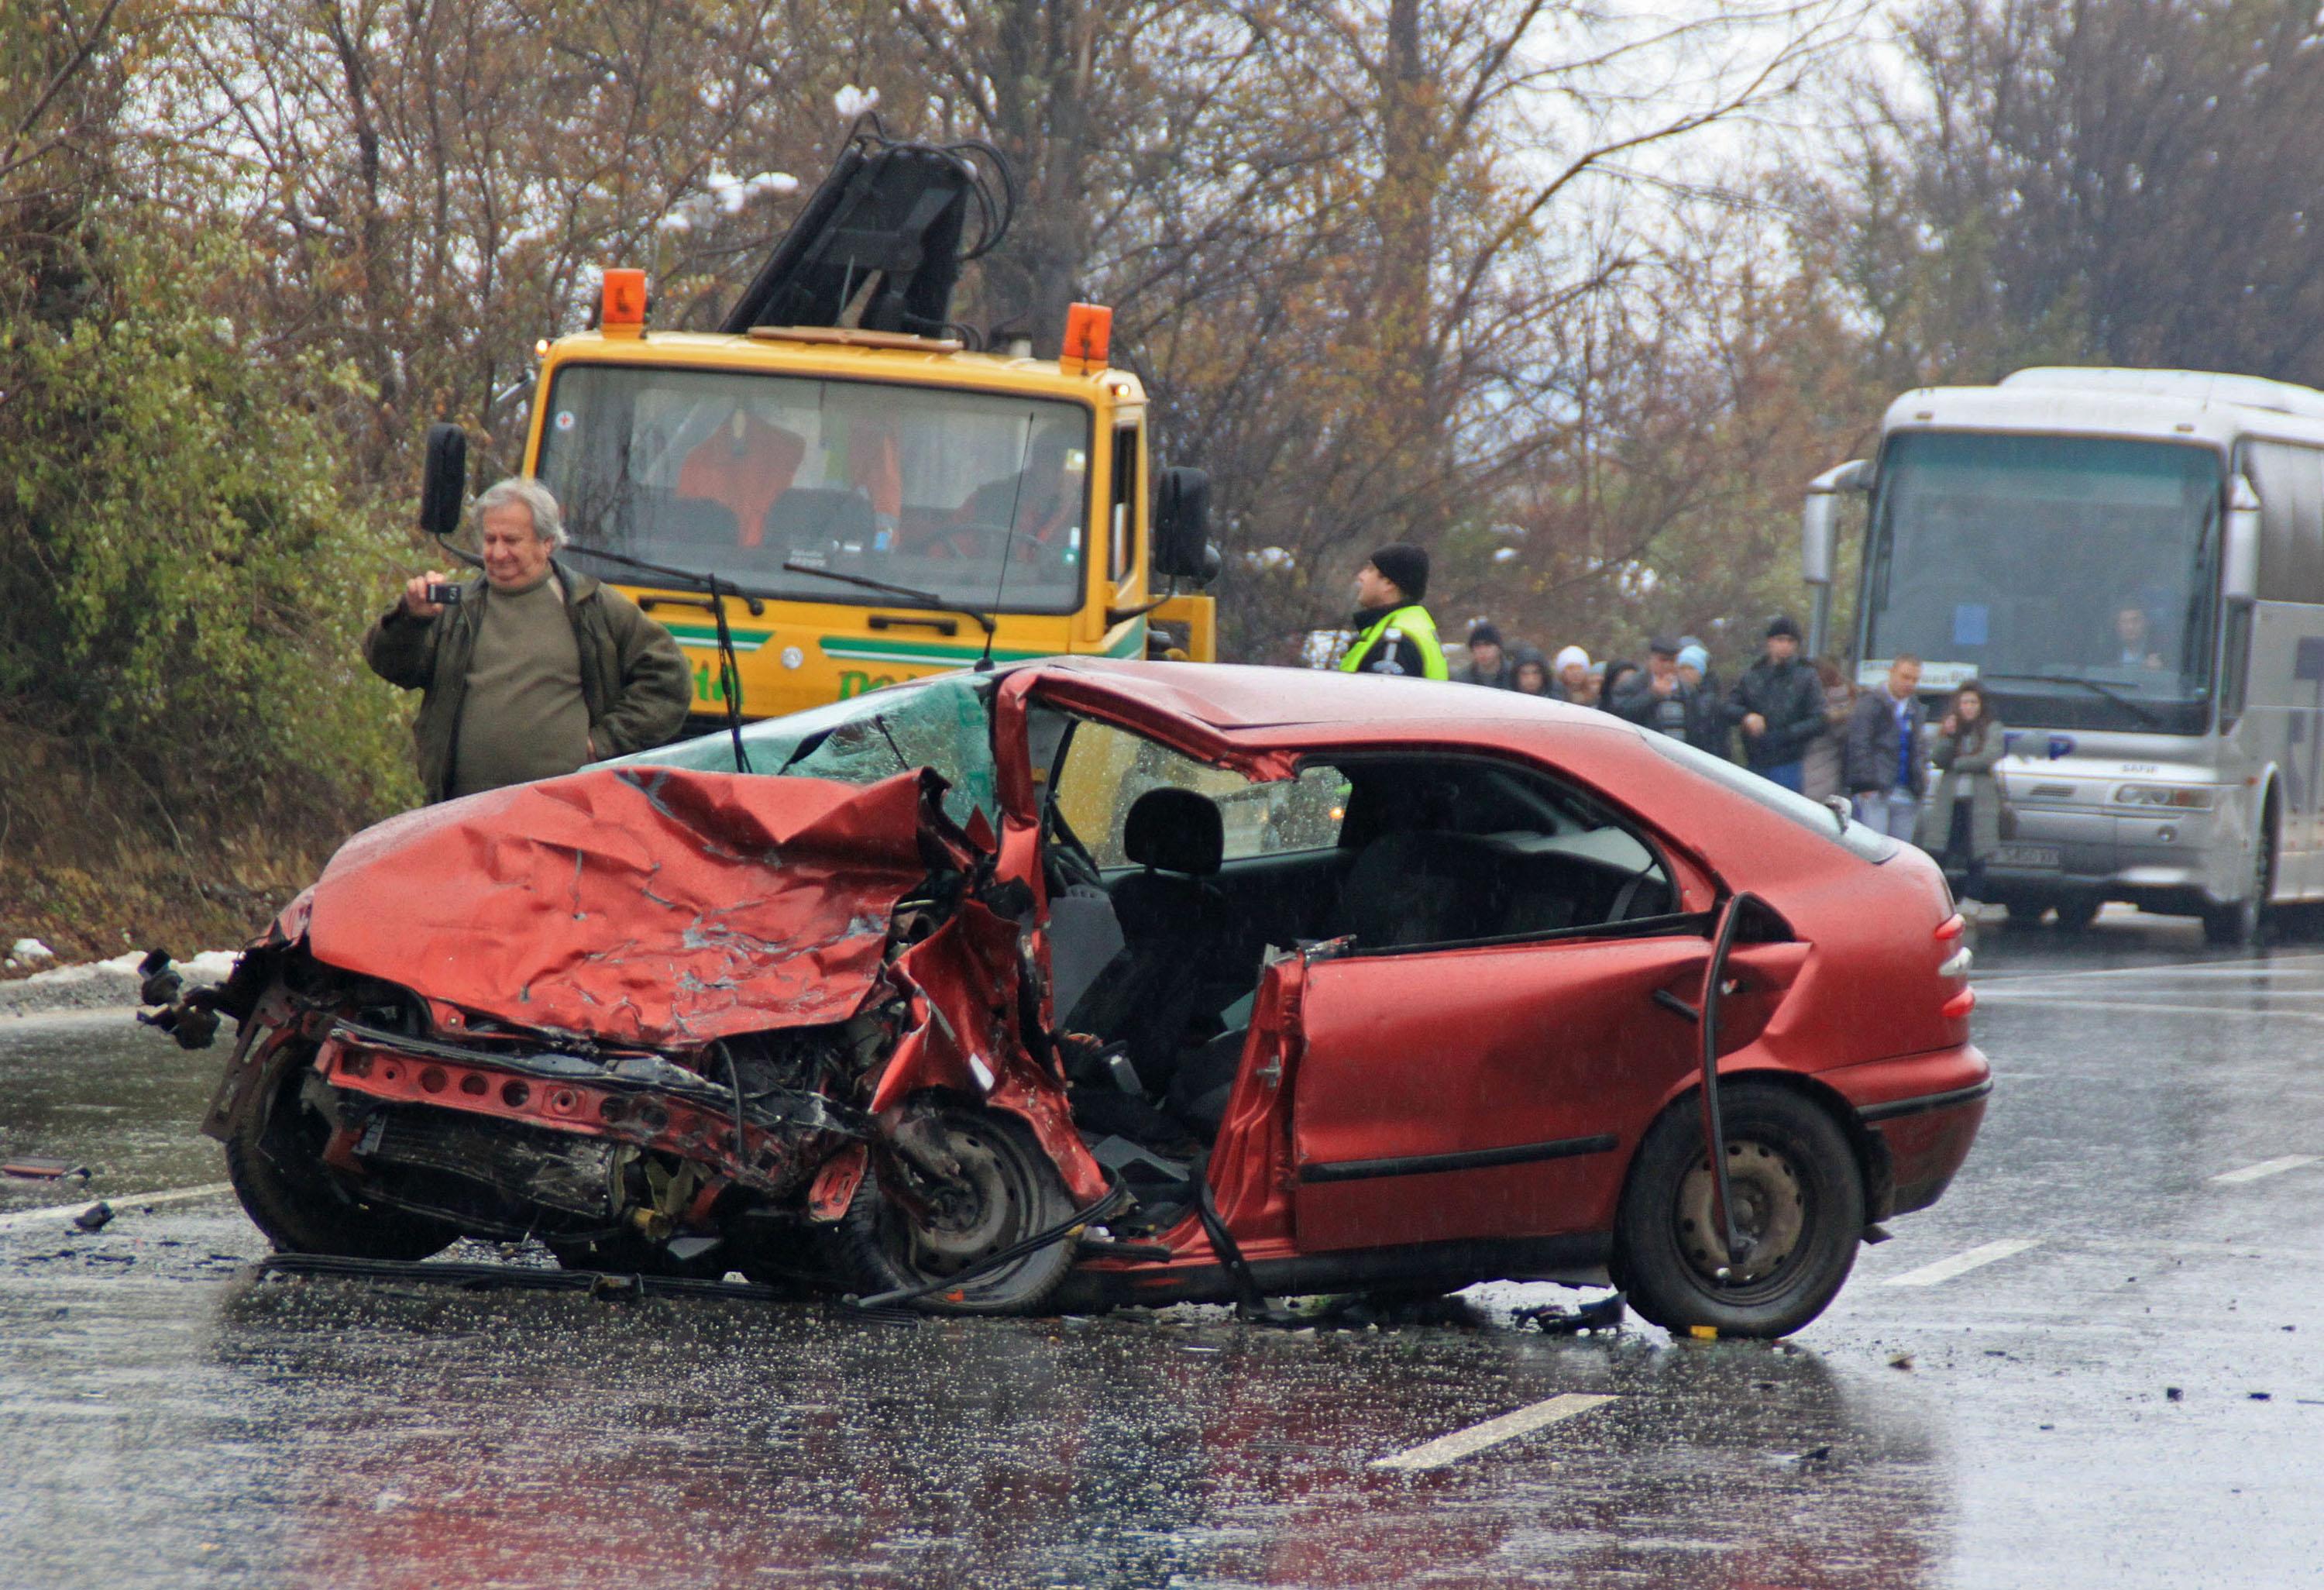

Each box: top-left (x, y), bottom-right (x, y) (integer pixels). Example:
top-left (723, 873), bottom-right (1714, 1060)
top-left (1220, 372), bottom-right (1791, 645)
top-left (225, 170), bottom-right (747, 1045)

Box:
top-left (836, 1106), bottom-right (1078, 1316)
top-left (1611, 1085), bottom-right (1864, 1339)
top-left (225, 1044), bottom-right (456, 1261)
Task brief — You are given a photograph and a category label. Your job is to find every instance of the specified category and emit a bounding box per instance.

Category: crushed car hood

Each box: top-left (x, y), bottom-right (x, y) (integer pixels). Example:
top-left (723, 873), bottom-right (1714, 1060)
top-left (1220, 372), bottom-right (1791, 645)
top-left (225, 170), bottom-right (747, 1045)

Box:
top-left (298, 766), bottom-right (944, 1048)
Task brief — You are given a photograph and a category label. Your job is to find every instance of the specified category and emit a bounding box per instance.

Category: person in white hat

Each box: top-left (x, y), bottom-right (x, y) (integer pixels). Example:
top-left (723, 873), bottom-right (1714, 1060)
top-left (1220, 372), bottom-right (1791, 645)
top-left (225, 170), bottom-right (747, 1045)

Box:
top-left (1552, 645), bottom-right (1593, 704)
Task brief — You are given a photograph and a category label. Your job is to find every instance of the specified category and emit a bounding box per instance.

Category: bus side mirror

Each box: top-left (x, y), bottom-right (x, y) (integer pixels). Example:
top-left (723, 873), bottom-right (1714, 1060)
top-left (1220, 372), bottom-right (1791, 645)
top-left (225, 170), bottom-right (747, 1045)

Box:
top-left (2223, 474), bottom-right (2260, 605)
top-left (418, 423), bottom-right (469, 542)
top-left (1154, 466), bottom-right (1212, 582)
top-left (1801, 459), bottom-right (1872, 586)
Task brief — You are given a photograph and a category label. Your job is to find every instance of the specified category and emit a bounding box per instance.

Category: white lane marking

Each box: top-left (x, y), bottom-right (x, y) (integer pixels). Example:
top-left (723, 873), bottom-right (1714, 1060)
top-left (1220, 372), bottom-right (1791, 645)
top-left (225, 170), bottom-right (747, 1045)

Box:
top-left (1370, 1392), bottom-right (1617, 1472)
top-left (1967, 996), bottom-right (2324, 1026)
top-left (0, 1182), bottom-right (235, 1233)
top-left (1977, 954), bottom-right (2324, 987)
top-left (1882, 1237), bottom-right (2043, 1288)
top-left (2211, 1155), bottom-right (2319, 1186)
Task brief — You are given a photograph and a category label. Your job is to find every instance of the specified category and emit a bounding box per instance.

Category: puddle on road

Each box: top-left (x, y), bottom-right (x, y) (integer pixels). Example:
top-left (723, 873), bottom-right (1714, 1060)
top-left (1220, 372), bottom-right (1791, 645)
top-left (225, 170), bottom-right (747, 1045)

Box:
top-left (0, 1011), bottom-right (224, 1211)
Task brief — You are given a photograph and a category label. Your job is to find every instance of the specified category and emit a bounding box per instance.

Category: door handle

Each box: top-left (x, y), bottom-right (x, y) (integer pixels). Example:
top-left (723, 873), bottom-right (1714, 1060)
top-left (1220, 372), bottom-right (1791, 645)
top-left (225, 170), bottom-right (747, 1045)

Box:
top-left (869, 613), bottom-right (958, 636)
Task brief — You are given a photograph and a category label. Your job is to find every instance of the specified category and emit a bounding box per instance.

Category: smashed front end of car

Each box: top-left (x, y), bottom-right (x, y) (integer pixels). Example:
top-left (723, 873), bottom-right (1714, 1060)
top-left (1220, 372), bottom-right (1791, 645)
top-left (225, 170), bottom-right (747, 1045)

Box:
top-left (166, 756), bottom-right (1105, 1311)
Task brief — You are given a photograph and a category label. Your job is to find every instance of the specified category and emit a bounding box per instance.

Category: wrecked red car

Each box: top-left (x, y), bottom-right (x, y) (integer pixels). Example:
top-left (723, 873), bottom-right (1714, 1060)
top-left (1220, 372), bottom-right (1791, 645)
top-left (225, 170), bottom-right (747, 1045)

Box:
top-left (169, 662), bottom-right (1989, 1335)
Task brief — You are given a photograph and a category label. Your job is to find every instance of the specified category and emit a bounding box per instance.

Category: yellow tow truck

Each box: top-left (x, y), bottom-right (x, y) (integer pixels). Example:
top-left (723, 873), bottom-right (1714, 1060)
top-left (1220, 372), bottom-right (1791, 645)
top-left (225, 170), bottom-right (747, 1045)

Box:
top-left (419, 129), bottom-right (1219, 728)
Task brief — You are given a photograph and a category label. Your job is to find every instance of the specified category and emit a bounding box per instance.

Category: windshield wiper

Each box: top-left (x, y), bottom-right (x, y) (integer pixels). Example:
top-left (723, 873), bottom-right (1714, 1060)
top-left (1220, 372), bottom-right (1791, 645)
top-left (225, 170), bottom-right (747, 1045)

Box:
top-left (779, 560), bottom-right (999, 646)
top-left (1982, 671), bottom-right (2165, 727)
top-left (562, 539), bottom-right (757, 772)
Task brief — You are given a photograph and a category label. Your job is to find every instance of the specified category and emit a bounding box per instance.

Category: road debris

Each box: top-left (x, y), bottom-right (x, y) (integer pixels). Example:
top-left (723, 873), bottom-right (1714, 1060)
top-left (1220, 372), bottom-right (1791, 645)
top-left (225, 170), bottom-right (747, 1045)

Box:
top-left (2, 1158), bottom-right (90, 1181)
top-left (70, 1202), bottom-right (114, 1232)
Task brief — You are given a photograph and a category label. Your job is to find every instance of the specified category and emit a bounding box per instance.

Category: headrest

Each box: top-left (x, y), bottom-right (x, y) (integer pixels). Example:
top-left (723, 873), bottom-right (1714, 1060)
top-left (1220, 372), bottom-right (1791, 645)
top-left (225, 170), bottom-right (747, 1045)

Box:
top-left (1122, 787), bottom-right (1223, 876)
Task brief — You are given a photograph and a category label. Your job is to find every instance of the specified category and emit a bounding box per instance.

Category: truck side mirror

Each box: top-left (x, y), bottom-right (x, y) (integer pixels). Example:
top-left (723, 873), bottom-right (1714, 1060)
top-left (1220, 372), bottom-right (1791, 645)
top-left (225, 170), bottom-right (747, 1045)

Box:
top-left (2223, 473), bottom-right (2260, 604)
top-left (419, 423), bottom-right (469, 542)
top-left (1800, 459), bottom-right (1872, 586)
top-left (1153, 466), bottom-right (1212, 581)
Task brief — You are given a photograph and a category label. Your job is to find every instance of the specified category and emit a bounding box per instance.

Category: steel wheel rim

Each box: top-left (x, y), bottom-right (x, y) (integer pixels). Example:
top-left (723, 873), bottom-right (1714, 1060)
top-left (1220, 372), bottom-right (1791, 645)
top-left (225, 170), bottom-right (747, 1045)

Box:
top-left (1675, 1136), bottom-right (1809, 1292)
top-left (886, 1122), bottom-right (1033, 1283)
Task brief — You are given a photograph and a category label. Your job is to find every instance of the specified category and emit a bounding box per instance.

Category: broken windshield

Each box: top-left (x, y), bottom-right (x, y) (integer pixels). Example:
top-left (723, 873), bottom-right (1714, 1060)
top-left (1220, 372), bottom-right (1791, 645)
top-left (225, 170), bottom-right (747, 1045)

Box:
top-left (602, 676), bottom-right (999, 828)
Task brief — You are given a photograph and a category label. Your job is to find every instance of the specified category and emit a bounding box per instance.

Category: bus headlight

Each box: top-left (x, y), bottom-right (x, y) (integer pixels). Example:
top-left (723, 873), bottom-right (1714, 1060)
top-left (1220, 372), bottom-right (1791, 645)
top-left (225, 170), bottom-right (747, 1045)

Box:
top-left (2113, 783), bottom-right (2216, 809)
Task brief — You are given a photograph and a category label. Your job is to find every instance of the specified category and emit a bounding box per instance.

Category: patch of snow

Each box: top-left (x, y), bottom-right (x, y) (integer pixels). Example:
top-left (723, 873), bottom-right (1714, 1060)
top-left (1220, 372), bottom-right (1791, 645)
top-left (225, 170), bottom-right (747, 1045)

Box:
top-left (11, 938), bottom-right (53, 962)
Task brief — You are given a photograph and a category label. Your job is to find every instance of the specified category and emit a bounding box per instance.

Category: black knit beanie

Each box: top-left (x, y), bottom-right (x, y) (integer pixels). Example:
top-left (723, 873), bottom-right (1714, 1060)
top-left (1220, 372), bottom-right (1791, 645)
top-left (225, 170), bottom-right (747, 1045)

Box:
top-left (1368, 542), bottom-right (1430, 602)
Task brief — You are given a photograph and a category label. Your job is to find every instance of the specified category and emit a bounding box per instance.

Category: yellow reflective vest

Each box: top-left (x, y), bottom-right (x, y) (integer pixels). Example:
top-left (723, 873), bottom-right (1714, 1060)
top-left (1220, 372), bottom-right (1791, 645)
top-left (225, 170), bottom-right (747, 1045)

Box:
top-left (1337, 603), bottom-right (1448, 680)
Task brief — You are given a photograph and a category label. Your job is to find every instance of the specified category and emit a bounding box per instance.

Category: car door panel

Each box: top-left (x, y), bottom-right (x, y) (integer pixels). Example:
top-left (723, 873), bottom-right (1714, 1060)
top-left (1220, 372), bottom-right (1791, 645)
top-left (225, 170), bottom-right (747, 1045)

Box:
top-left (1291, 935), bottom-right (1707, 1252)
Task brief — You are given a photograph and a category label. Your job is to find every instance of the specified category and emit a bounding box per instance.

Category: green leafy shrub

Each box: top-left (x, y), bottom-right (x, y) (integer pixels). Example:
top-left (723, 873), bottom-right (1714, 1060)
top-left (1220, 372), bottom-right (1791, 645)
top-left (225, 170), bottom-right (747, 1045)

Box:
top-left (0, 224), bottom-right (418, 825)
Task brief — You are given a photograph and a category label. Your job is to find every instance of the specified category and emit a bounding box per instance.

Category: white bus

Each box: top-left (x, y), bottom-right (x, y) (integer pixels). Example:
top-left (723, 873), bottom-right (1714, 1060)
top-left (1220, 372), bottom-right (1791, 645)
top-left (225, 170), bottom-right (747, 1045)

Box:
top-left (1803, 366), bottom-right (2324, 944)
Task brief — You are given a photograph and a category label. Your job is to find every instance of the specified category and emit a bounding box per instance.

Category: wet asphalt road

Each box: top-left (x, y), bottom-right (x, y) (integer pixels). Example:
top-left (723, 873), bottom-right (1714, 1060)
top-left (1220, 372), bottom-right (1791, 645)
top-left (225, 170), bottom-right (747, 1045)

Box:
top-left (4, 912), bottom-right (2323, 1588)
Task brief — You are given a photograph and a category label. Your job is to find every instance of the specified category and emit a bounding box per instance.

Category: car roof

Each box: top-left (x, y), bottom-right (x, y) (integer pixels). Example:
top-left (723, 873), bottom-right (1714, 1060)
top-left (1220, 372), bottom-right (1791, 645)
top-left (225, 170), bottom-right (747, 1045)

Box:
top-left (1015, 658), bottom-right (1613, 735)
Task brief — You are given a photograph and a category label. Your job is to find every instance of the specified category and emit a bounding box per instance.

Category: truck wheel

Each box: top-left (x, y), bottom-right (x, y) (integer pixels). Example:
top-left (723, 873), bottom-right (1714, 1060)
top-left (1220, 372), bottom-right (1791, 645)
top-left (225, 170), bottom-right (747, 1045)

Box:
top-left (1611, 1085), bottom-right (1864, 1339)
top-left (836, 1106), bottom-right (1077, 1316)
top-left (2051, 893), bottom-right (2102, 934)
top-left (225, 1049), bottom-right (455, 1261)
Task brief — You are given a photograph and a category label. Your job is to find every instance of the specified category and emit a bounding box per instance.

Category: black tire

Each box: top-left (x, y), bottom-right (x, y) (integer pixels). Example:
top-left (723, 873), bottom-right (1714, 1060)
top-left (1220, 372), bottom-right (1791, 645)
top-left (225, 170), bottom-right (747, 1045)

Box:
top-left (2051, 893), bottom-right (2103, 934)
top-left (1610, 1085), bottom-right (1865, 1339)
top-left (2204, 814), bottom-right (2276, 948)
top-left (225, 1045), bottom-right (456, 1261)
top-left (836, 1106), bottom-right (1078, 1316)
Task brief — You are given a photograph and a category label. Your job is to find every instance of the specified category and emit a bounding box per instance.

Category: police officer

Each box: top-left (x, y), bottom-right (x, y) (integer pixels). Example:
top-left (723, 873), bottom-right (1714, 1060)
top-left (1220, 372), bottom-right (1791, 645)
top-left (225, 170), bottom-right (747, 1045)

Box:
top-left (1337, 543), bottom-right (1447, 680)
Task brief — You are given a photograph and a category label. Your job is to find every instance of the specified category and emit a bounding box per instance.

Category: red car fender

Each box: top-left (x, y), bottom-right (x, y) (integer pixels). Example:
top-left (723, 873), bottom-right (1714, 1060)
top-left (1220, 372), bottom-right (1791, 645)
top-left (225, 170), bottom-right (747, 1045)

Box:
top-left (866, 900), bottom-right (1108, 1206)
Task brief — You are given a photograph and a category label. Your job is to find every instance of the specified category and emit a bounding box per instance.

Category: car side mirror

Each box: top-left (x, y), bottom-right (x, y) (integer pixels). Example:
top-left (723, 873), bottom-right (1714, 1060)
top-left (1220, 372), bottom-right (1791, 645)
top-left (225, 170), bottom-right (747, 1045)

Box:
top-left (1153, 466), bottom-right (1212, 582)
top-left (1801, 459), bottom-right (1872, 586)
top-left (419, 423), bottom-right (469, 542)
top-left (2223, 473), bottom-right (2260, 604)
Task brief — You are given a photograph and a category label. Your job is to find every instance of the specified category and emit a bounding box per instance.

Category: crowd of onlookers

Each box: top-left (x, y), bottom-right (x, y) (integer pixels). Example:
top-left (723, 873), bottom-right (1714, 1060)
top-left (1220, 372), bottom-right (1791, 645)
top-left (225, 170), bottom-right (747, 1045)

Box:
top-left (1455, 617), bottom-right (2012, 901)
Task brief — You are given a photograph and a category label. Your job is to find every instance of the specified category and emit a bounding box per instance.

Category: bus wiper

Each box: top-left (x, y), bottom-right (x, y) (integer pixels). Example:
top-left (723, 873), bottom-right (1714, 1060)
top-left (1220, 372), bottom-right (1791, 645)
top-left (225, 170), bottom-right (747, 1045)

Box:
top-left (779, 560), bottom-right (999, 651)
top-left (1983, 671), bottom-right (2165, 727)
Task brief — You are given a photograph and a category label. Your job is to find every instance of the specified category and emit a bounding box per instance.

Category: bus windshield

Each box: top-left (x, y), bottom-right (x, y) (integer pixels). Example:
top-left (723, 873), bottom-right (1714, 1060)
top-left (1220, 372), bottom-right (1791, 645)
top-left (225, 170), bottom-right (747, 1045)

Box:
top-left (535, 364), bottom-right (1093, 615)
top-left (1861, 432), bottom-right (2223, 734)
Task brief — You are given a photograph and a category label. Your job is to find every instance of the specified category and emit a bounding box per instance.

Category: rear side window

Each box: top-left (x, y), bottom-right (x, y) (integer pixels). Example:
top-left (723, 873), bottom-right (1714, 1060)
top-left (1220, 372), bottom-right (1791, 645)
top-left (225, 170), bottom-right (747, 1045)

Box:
top-left (1052, 718), bottom-right (1342, 865)
top-left (1642, 731), bottom-right (1897, 862)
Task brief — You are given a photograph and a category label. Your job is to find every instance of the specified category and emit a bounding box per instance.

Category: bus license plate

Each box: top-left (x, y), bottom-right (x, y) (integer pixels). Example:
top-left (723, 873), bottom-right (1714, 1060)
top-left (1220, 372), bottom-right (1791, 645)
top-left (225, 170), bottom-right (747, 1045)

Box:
top-left (1993, 843), bottom-right (2062, 869)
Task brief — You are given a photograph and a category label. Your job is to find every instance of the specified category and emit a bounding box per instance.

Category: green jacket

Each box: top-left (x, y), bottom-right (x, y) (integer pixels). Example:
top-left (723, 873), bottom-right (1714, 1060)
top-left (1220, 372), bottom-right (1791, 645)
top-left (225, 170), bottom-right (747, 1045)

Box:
top-left (362, 565), bottom-right (693, 803)
top-left (1337, 603), bottom-right (1448, 680)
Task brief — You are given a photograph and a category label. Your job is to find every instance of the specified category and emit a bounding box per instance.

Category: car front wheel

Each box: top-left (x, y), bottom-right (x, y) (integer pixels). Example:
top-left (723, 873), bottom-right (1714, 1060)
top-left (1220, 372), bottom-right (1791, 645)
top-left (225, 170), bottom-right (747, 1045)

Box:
top-left (1611, 1084), bottom-right (1865, 1338)
top-left (835, 1106), bottom-right (1078, 1315)
top-left (225, 1042), bottom-right (456, 1261)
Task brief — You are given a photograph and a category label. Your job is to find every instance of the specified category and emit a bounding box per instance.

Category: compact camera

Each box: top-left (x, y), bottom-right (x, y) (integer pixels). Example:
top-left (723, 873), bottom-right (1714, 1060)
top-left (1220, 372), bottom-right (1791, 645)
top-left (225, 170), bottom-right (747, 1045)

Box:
top-left (426, 582), bottom-right (464, 606)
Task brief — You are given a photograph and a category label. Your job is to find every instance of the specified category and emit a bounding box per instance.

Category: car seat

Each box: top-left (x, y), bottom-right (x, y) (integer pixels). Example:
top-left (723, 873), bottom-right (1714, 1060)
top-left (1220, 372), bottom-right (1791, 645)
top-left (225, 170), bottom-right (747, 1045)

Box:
top-left (1061, 787), bottom-right (1229, 1090)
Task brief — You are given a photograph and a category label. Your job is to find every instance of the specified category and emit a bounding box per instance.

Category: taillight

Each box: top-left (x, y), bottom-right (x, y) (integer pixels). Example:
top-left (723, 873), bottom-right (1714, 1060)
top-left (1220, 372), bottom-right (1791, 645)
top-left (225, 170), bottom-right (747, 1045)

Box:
top-left (1936, 913), bottom-right (1972, 993)
top-left (1943, 986), bottom-right (1976, 1019)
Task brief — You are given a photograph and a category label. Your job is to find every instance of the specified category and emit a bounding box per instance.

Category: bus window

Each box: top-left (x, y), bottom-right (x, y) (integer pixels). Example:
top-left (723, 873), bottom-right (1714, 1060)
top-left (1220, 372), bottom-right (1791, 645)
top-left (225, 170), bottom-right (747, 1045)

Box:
top-left (2243, 442), bottom-right (2324, 604)
top-left (1861, 432), bottom-right (2223, 735)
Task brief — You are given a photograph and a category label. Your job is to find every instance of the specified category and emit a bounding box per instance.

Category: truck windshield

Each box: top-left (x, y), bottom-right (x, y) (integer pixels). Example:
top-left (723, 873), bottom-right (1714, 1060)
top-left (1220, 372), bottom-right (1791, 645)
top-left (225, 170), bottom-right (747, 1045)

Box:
top-left (1861, 432), bottom-right (2222, 735)
top-left (535, 364), bottom-right (1092, 615)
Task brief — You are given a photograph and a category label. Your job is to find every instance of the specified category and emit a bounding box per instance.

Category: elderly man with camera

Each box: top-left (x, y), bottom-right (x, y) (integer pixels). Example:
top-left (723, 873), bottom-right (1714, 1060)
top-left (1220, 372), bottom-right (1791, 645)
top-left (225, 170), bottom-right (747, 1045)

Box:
top-left (363, 477), bottom-right (692, 804)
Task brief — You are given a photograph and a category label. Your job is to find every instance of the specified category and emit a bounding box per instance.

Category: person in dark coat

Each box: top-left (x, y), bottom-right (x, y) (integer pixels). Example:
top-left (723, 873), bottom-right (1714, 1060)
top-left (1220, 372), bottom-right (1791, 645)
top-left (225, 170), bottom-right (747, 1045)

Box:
top-left (1508, 643), bottom-right (1552, 696)
top-left (1676, 643), bottom-right (1730, 758)
top-left (1597, 659), bottom-right (1640, 714)
top-left (1460, 621), bottom-right (1515, 688)
top-left (1726, 615), bottom-right (1826, 792)
top-left (363, 477), bottom-right (692, 804)
top-left (1843, 654), bottom-right (1927, 838)
top-left (1917, 680), bottom-right (2009, 898)
top-left (1613, 636), bottom-right (1700, 742)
